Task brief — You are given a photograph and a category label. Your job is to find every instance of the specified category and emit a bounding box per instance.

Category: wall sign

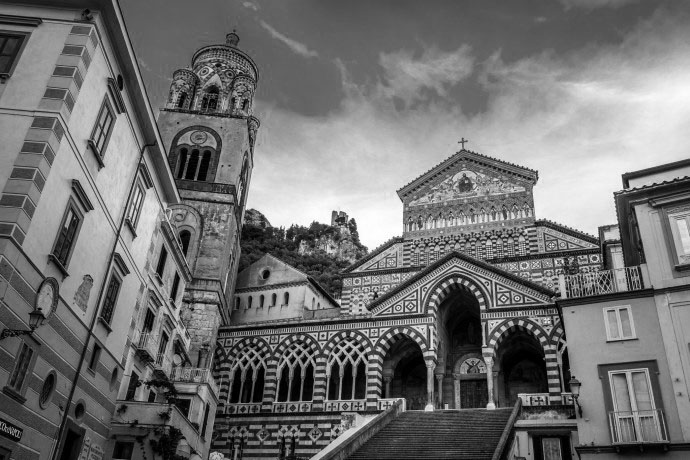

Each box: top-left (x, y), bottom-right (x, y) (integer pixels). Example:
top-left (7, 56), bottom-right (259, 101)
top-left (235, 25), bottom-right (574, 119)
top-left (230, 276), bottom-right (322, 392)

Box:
top-left (0, 418), bottom-right (23, 442)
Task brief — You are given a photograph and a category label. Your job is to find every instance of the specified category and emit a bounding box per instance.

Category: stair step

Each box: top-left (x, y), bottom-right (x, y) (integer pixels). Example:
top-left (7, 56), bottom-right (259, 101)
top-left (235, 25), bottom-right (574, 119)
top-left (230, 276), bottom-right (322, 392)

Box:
top-left (347, 409), bottom-right (513, 460)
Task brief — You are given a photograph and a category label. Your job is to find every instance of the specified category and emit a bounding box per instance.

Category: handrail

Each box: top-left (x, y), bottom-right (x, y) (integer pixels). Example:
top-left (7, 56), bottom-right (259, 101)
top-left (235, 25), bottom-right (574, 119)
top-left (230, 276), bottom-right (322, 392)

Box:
top-left (313, 398), bottom-right (405, 460)
top-left (492, 399), bottom-right (522, 460)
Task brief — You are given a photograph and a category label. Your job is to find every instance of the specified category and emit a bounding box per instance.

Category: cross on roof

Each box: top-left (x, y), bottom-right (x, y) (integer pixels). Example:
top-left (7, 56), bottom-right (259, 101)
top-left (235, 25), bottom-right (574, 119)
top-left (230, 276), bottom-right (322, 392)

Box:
top-left (458, 137), bottom-right (468, 150)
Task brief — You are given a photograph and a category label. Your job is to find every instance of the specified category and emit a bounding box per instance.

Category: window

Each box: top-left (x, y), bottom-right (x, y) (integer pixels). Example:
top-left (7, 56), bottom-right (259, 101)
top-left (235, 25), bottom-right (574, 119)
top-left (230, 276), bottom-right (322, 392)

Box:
top-left (326, 338), bottom-right (367, 400)
top-left (112, 442), bottom-right (134, 460)
top-left (604, 306), bottom-right (636, 341)
top-left (532, 436), bottom-right (572, 460)
top-left (170, 273), bottom-right (180, 303)
top-left (228, 345), bottom-right (266, 404)
top-left (0, 33), bottom-right (26, 76)
top-left (201, 403), bottom-right (210, 438)
top-left (89, 98), bottom-right (116, 163)
top-left (125, 183), bottom-right (145, 230)
top-left (7, 342), bottom-right (34, 395)
top-left (174, 398), bottom-right (191, 417)
top-left (609, 368), bottom-right (664, 442)
top-left (234, 297), bottom-right (240, 310)
top-left (176, 92), bottom-right (187, 109)
top-left (200, 86), bottom-right (219, 111)
top-left (155, 246), bottom-right (168, 279)
top-left (52, 204), bottom-right (82, 269)
top-left (125, 372), bottom-right (139, 401)
top-left (271, 293), bottom-right (277, 307)
top-left (668, 207), bottom-right (690, 266)
top-left (197, 151), bottom-right (211, 181)
top-left (283, 292), bottom-right (289, 306)
top-left (157, 332), bottom-right (169, 359)
top-left (277, 341), bottom-right (316, 402)
top-left (100, 274), bottom-right (122, 325)
top-left (143, 309), bottom-right (155, 333)
top-left (88, 344), bottom-right (102, 373)
top-left (247, 296), bottom-right (252, 309)
top-left (179, 230), bottom-right (191, 256)
top-left (259, 295), bottom-right (264, 309)
top-left (39, 372), bottom-right (57, 408)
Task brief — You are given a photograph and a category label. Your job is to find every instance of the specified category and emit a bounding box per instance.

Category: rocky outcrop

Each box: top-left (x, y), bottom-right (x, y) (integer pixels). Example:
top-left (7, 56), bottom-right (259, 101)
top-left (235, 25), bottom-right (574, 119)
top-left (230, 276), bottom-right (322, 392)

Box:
top-left (244, 208), bottom-right (271, 228)
top-left (297, 226), bottom-right (366, 264)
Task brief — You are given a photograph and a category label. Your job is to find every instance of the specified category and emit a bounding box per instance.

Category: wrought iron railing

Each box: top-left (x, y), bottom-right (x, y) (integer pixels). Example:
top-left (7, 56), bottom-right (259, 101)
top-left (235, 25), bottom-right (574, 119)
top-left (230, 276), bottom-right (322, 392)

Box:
top-left (560, 266), bottom-right (644, 298)
top-left (170, 367), bottom-right (219, 395)
top-left (609, 409), bottom-right (669, 443)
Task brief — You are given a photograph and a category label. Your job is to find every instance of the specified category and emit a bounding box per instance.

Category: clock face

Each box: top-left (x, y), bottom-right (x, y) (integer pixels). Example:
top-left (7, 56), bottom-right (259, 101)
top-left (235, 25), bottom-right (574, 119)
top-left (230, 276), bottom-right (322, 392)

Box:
top-left (36, 278), bottom-right (58, 320)
top-left (190, 131), bottom-right (208, 145)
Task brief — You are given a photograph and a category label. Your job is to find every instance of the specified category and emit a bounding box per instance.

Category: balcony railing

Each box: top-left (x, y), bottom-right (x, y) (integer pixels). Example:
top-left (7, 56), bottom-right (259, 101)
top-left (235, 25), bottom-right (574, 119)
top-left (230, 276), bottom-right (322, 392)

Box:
top-left (170, 367), bottom-right (219, 396)
top-left (154, 353), bottom-right (173, 378)
top-left (609, 410), bottom-right (669, 444)
top-left (559, 266), bottom-right (645, 299)
top-left (132, 330), bottom-right (158, 362)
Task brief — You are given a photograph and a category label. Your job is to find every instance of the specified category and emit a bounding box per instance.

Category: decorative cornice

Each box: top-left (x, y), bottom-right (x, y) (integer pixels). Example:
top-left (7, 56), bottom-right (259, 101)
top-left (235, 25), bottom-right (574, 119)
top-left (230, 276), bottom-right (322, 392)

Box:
top-left (112, 252), bottom-right (130, 276)
top-left (0, 14), bottom-right (42, 27)
top-left (342, 266), bottom-right (419, 279)
top-left (71, 179), bottom-right (94, 212)
top-left (534, 219), bottom-right (598, 243)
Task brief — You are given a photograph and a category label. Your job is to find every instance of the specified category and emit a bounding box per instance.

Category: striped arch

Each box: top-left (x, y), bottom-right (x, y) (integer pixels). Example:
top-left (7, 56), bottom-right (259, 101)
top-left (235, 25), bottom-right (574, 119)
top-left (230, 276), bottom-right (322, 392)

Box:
top-left (425, 274), bottom-right (490, 325)
top-left (550, 323), bottom-right (566, 349)
top-left (228, 336), bottom-right (272, 358)
top-left (321, 329), bottom-right (373, 358)
top-left (272, 333), bottom-right (321, 360)
top-left (374, 326), bottom-right (429, 359)
top-left (486, 318), bottom-right (549, 355)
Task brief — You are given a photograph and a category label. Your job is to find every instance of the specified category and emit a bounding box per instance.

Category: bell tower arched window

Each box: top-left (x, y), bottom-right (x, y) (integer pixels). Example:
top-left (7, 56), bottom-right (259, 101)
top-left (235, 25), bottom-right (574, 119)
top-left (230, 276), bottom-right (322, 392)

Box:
top-left (184, 150), bottom-right (200, 180)
top-left (170, 127), bottom-right (222, 184)
top-left (179, 230), bottom-right (191, 256)
top-left (201, 86), bottom-right (219, 112)
top-left (177, 92), bottom-right (187, 109)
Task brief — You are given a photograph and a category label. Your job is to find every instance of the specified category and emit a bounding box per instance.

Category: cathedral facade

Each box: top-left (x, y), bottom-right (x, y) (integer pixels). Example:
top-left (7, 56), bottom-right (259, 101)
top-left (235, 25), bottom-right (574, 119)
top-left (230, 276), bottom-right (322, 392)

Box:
top-left (212, 150), bottom-right (593, 458)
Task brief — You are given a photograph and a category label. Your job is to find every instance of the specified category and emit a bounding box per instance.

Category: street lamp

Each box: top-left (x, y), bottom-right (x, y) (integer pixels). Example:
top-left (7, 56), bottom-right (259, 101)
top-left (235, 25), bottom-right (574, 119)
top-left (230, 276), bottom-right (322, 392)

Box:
top-left (569, 375), bottom-right (583, 417)
top-left (0, 308), bottom-right (47, 340)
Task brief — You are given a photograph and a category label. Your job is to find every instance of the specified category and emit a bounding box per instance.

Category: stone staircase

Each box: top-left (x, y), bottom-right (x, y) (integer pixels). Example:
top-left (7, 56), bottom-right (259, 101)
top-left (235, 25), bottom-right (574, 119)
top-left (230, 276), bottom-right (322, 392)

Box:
top-left (346, 408), bottom-right (515, 460)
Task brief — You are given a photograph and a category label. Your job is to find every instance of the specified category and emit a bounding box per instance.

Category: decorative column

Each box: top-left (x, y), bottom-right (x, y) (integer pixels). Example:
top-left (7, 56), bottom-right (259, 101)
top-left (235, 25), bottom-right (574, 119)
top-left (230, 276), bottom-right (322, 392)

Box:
top-left (453, 373), bottom-right (461, 409)
top-left (545, 344), bottom-right (562, 404)
top-left (425, 359), bottom-right (436, 411)
top-left (261, 358), bottom-right (279, 412)
top-left (383, 368), bottom-right (394, 399)
top-left (484, 356), bottom-right (496, 410)
top-left (311, 356), bottom-right (328, 411)
top-left (435, 374), bottom-right (444, 409)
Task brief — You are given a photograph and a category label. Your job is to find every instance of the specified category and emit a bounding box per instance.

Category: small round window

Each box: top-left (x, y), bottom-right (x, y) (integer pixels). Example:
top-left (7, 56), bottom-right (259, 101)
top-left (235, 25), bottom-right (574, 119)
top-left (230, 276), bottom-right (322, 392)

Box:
top-left (39, 372), bottom-right (56, 409)
top-left (74, 401), bottom-right (86, 421)
top-left (260, 269), bottom-right (270, 280)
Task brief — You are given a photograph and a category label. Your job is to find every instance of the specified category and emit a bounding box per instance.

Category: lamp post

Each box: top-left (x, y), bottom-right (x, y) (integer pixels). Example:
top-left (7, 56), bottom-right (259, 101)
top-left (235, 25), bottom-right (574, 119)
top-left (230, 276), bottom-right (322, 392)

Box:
top-left (0, 308), bottom-right (47, 340)
top-left (569, 375), bottom-right (583, 417)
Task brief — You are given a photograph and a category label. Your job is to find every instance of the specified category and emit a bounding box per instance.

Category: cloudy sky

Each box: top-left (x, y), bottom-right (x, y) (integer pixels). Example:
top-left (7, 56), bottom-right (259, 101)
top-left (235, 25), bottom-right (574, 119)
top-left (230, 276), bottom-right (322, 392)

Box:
top-left (121, 0), bottom-right (690, 250)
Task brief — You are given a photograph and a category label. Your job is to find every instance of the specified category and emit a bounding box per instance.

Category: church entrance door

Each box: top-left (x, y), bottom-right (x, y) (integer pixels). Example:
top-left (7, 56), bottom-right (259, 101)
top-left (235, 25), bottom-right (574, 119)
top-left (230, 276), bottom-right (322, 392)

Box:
top-left (460, 379), bottom-right (488, 408)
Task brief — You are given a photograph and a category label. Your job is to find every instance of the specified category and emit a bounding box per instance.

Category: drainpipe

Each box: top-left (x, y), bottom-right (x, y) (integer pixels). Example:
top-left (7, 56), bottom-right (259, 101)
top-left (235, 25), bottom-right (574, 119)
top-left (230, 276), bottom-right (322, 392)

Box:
top-left (51, 141), bottom-right (157, 460)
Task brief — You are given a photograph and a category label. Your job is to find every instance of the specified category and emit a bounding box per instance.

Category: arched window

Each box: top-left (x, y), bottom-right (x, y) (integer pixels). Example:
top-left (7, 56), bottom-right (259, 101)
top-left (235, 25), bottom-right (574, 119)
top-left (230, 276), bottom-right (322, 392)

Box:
top-left (317, 303), bottom-right (320, 309)
top-left (283, 292), bottom-right (289, 306)
top-left (179, 230), bottom-right (191, 256)
top-left (276, 342), bottom-right (316, 402)
top-left (259, 295), bottom-right (264, 308)
top-left (184, 150), bottom-right (200, 180)
top-left (523, 204), bottom-right (532, 217)
top-left (201, 86), bottom-right (219, 112)
top-left (271, 293), bottom-right (277, 307)
top-left (227, 345), bottom-right (266, 403)
top-left (242, 99), bottom-right (249, 111)
top-left (486, 239), bottom-right (494, 259)
top-left (230, 97), bottom-right (236, 110)
top-left (518, 235), bottom-right (527, 256)
top-left (496, 238), bottom-right (504, 258)
top-left (247, 296), bottom-right (253, 309)
top-left (176, 148), bottom-right (188, 179)
top-left (197, 150), bottom-right (212, 181)
top-left (234, 297), bottom-right (240, 310)
top-left (177, 92), bottom-right (187, 109)
top-left (506, 237), bottom-right (515, 257)
top-left (311, 298), bottom-right (315, 309)
top-left (326, 338), bottom-right (368, 400)
top-left (502, 206), bottom-right (509, 220)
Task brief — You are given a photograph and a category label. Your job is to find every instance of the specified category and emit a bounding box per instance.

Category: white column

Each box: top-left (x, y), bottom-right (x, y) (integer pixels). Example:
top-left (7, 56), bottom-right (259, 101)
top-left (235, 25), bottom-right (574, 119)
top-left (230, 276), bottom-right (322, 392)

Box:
top-left (484, 356), bottom-right (496, 410)
top-left (436, 374), bottom-right (444, 409)
top-left (425, 360), bottom-right (436, 411)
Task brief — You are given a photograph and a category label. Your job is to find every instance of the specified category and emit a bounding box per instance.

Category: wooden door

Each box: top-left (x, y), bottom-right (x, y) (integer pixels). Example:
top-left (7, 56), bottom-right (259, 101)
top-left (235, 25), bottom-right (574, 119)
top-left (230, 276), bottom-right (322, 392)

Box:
top-left (460, 379), bottom-right (488, 408)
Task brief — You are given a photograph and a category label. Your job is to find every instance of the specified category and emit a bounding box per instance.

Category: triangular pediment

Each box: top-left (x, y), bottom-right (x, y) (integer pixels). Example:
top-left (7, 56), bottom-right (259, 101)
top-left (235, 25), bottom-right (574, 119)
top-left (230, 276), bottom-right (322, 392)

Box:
top-left (235, 253), bottom-right (308, 289)
top-left (345, 237), bottom-right (404, 273)
top-left (369, 251), bottom-right (554, 318)
top-left (397, 150), bottom-right (538, 205)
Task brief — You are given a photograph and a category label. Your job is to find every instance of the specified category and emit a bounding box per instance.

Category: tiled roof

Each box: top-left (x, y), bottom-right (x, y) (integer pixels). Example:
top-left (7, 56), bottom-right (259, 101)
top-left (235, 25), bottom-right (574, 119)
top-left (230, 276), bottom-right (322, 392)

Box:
top-left (396, 149), bottom-right (539, 197)
top-left (534, 219), bottom-right (598, 243)
top-left (614, 175), bottom-right (690, 195)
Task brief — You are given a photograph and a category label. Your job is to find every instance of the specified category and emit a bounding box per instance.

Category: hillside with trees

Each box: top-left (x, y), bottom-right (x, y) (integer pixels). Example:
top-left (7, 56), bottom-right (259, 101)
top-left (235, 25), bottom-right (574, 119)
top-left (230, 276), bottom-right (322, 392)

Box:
top-left (239, 210), bottom-right (368, 295)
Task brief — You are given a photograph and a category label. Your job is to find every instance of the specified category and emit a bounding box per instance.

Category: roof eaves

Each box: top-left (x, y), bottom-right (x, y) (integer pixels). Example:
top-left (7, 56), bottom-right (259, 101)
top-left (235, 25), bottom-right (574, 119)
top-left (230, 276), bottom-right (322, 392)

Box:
top-left (343, 236), bottom-right (403, 273)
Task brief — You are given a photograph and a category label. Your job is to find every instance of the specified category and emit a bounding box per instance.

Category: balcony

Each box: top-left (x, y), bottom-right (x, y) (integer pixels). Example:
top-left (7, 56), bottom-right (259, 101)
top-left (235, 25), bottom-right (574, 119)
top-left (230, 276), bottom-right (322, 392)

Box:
top-left (517, 392), bottom-right (576, 421)
top-left (132, 330), bottom-right (158, 362)
top-left (171, 367), bottom-right (219, 396)
top-left (609, 409), bottom-right (669, 444)
top-left (559, 266), bottom-right (646, 299)
top-left (153, 353), bottom-right (173, 378)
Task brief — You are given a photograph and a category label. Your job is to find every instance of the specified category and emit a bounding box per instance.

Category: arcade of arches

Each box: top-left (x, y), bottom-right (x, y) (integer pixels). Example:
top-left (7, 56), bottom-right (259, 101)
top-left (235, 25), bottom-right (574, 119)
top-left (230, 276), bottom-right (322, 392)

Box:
top-left (216, 273), bottom-right (569, 413)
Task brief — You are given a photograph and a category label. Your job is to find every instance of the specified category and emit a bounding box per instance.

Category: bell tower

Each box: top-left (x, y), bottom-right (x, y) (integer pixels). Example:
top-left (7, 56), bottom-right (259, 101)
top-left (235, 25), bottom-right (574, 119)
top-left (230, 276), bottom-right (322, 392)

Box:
top-left (157, 32), bottom-right (259, 367)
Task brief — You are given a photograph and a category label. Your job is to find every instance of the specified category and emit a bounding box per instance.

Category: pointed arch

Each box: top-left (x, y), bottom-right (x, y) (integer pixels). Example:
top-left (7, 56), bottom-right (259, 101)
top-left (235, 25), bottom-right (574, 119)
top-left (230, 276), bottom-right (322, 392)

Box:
top-left (374, 326), bottom-right (429, 358)
top-left (486, 318), bottom-right (549, 355)
top-left (424, 273), bottom-right (490, 320)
